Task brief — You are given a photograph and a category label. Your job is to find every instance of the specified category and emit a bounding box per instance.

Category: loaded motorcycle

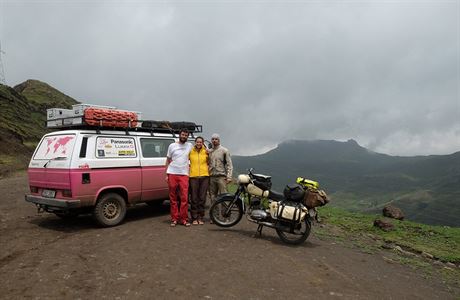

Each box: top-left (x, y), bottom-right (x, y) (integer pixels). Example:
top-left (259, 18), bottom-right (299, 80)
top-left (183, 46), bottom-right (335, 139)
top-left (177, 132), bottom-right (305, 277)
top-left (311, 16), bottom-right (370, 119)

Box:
top-left (209, 169), bottom-right (329, 245)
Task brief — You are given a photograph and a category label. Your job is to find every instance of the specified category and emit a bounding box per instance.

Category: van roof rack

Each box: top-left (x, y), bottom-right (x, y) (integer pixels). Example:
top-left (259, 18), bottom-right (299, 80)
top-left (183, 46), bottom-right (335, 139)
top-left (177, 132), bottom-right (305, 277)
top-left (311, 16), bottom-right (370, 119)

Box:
top-left (47, 117), bottom-right (202, 136)
top-left (46, 104), bottom-right (202, 136)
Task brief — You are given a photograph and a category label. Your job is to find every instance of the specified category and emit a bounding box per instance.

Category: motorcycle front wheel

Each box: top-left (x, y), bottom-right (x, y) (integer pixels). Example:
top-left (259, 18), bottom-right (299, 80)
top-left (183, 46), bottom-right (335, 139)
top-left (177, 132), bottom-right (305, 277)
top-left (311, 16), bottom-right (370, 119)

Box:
top-left (275, 218), bottom-right (312, 245)
top-left (210, 197), bottom-right (243, 227)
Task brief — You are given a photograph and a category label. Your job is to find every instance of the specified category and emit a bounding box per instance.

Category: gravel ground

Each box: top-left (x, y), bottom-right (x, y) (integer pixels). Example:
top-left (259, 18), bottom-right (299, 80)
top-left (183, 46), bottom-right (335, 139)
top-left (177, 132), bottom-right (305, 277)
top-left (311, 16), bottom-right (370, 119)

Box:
top-left (0, 174), bottom-right (458, 299)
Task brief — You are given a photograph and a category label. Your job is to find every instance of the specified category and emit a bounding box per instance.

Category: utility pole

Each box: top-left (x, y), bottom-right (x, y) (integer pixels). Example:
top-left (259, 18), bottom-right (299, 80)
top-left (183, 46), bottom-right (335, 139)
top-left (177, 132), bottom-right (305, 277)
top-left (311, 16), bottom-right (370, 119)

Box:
top-left (0, 41), bottom-right (5, 85)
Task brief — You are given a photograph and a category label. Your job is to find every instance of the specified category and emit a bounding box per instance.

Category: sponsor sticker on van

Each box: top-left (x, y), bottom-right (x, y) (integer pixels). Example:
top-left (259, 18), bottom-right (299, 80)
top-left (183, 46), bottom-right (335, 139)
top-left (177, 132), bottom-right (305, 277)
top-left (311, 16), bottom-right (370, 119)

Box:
top-left (96, 137), bottom-right (136, 158)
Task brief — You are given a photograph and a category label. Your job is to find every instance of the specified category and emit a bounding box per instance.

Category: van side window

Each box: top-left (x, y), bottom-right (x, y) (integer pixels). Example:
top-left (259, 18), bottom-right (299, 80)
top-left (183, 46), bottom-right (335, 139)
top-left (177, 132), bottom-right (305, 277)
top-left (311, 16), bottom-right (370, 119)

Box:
top-left (140, 138), bottom-right (174, 158)
top-left (79, 137), bottom-right (88, 158)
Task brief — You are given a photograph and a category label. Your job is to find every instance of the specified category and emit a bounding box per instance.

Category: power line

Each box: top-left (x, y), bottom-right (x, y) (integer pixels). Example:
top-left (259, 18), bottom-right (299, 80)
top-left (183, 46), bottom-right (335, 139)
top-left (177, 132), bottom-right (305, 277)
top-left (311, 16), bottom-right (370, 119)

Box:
top-left (0, 40), bottom-right (5, 85)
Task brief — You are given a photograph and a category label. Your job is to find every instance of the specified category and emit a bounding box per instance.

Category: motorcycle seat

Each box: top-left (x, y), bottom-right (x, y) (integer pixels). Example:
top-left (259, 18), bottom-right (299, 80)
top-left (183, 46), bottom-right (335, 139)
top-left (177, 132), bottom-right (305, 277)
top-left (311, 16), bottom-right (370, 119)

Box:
top-left (268, 190), bottom-right (285, 202)
top-left (253, 173), bottom-right (271, 181)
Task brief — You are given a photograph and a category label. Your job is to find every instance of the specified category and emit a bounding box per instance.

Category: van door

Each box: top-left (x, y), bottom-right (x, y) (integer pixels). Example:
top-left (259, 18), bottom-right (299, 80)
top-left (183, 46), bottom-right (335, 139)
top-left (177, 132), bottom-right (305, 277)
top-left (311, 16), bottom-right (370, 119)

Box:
top-left (88, 135), bottom-right (142, 203)
top-left (139, 137), bottom-right (174, 201)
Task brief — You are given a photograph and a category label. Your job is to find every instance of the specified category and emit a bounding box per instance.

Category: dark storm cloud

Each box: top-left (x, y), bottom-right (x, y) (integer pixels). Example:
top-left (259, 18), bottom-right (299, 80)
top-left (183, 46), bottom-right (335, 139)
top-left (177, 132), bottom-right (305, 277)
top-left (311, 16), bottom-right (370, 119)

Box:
top-left (1, 1), bottom-right (459, 155)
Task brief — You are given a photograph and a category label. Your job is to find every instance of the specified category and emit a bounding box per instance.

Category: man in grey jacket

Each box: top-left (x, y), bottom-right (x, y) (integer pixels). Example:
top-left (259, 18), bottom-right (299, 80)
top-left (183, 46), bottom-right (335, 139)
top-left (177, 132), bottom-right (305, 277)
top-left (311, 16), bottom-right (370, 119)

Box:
top-left (208, 133), bottom-right (233, 209)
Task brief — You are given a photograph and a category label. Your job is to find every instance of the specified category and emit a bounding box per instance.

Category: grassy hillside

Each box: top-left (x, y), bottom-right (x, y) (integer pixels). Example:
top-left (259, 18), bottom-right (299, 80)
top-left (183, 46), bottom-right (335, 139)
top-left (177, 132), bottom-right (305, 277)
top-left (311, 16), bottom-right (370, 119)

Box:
top-left (318, 206), bottom-right (460, 263)
top-left (315, 206), bottom-right (460, 287)
top-left (233, 140), bottom-right (460, 227)
top-left (0, 80), bottom-right (78, 177)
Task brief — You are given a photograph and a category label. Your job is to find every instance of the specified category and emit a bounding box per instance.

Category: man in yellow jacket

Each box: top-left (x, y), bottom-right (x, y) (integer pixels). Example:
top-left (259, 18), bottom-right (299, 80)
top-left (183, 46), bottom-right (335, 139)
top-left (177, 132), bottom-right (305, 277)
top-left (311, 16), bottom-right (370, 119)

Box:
top-left (189, 136), bottom-right (209, 225)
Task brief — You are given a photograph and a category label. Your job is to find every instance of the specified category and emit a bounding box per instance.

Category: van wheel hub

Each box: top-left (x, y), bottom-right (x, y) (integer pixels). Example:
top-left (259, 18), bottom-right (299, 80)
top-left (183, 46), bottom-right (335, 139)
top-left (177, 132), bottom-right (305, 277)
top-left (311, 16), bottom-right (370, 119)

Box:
top-left (103, 201), bottom-right (119, 219)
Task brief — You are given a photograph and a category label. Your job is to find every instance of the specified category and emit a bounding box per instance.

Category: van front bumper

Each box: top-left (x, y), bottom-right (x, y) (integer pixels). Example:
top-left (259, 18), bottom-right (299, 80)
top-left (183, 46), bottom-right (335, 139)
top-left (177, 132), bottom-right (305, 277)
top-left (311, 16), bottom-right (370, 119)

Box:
top-left (25, 195), bottom-right (81, 209)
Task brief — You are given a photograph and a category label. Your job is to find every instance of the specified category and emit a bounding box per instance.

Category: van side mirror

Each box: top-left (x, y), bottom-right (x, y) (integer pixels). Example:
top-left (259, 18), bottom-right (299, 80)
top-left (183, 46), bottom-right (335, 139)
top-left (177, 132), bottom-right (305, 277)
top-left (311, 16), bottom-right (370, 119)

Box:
top-left (205, 140), bottom-right (213, 149)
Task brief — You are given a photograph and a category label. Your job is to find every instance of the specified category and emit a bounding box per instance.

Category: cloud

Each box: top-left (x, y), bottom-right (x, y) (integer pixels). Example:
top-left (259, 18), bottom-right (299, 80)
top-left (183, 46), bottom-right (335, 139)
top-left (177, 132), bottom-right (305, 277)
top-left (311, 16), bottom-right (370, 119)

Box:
top-left (1, 1), bottom-right (459, 156)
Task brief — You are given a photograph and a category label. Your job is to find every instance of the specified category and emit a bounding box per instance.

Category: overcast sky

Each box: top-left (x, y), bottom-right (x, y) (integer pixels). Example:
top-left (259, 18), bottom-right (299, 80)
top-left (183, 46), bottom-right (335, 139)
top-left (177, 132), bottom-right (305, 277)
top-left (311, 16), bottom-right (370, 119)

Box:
top-left (1, 0), bottom-right (459, 156)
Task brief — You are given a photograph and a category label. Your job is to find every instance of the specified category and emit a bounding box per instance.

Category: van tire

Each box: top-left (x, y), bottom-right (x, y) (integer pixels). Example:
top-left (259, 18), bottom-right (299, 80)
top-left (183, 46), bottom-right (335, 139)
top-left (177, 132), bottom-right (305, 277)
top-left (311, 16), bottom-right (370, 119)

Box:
top-left (93, 193), bottom-right (127, 227)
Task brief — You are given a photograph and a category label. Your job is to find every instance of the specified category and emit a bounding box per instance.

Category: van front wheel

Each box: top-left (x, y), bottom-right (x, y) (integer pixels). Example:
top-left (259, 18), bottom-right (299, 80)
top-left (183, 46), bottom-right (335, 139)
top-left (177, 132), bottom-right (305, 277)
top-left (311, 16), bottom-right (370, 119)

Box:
top-left (93, 193), bottom-right (127, 227)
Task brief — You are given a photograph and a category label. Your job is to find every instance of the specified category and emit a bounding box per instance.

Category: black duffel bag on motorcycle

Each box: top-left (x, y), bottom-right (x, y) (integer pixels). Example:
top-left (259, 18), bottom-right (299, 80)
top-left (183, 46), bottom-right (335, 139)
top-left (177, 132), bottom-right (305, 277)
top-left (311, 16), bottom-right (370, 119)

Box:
top-left (283, 184), bottom-right (305, 203)
top-left (253, 174), bottom-right (272, 191)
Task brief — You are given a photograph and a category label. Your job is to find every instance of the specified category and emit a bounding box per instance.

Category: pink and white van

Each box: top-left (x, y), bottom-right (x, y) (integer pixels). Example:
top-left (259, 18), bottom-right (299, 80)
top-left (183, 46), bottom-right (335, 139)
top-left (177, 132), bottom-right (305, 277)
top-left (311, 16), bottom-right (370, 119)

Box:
top-left (25, 129), bottom-right (181, 226)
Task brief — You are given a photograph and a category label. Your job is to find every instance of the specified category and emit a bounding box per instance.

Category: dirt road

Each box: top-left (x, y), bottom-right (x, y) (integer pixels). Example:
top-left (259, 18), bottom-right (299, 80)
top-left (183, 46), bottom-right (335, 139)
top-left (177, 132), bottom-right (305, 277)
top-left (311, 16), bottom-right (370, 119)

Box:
top-left (0, 174), bottom-right (458, 299)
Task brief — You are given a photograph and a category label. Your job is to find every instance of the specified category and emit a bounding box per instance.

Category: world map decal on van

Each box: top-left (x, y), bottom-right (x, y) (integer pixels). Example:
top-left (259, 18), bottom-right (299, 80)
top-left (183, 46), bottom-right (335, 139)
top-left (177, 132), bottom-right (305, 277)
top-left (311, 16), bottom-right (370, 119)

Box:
top-left (34, 134), bottom-right (76, 160)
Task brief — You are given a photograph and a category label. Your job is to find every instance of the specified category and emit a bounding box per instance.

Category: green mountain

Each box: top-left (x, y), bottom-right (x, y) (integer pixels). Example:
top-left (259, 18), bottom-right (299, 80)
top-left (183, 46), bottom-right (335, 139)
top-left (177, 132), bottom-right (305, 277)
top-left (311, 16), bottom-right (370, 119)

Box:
top-left (233, 140), bottom-right (460, 227)
top-left (14, 79), bottom-right (79, 110)
top-left (0, 80), bottom-right (78, 176)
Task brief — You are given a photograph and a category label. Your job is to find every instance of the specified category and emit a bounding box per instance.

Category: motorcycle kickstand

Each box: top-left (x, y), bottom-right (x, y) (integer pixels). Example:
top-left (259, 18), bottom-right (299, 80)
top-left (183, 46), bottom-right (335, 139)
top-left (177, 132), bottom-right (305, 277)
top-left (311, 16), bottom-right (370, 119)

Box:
top-left (256, 224), bottom-right (264, 237)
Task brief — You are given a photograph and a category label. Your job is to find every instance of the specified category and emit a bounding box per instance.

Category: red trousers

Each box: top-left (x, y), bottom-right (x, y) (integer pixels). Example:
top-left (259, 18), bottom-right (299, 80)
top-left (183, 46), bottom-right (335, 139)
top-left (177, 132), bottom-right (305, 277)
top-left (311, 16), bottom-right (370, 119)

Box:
top-left (168, 174), bottom-right (189, 223)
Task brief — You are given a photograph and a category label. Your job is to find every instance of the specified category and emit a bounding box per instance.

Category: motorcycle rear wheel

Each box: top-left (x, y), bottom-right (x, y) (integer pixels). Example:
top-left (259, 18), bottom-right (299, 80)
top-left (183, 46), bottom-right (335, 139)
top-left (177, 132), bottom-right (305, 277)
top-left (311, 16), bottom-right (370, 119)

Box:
top-left (275, 218), bottom-right (311, 245)
top-left (210, 197), bottom-right (243, 227)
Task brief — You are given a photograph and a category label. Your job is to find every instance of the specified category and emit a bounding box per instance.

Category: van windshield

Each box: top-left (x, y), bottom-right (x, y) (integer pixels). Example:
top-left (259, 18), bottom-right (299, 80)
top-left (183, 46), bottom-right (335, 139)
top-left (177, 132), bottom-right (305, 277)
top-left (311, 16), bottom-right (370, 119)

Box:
top-left (33, 134), bottom-right (76, 160)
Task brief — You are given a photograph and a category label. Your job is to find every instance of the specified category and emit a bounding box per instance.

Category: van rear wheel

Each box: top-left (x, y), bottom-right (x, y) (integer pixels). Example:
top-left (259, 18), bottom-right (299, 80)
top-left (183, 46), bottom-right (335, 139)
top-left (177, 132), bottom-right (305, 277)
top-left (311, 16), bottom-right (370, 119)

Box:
top-left (93, 193), bottom-right (127, 227)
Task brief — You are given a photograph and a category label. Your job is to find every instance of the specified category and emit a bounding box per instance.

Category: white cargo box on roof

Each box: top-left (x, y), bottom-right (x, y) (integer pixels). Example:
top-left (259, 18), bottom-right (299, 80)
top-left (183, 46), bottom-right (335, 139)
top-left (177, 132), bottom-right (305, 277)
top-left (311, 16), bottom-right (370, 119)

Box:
top-left (46, 117), bottom-right (84, 128)
top-left (47, 108), bottom-right (75, 120)
top-left (71, 104), bottom-right (117, 116)
top-left (47, 104), bottom-right (116, 121)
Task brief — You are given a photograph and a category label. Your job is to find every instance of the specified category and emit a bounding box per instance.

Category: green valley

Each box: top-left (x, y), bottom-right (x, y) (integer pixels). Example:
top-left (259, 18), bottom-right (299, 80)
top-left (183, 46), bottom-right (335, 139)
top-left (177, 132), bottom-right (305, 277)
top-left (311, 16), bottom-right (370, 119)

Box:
top-left (233, 140), bottom-right (460, 227)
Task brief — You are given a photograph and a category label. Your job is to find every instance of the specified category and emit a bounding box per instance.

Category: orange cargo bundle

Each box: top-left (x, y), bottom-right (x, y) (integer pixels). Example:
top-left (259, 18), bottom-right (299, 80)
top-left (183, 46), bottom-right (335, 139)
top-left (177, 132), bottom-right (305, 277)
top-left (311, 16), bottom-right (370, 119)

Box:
top-left (84, 108), bottom-right (138, 128)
